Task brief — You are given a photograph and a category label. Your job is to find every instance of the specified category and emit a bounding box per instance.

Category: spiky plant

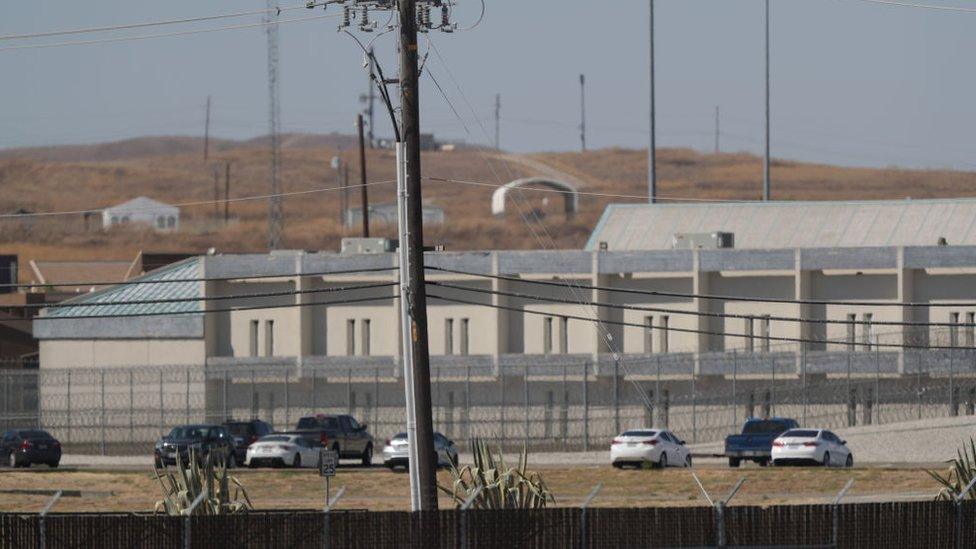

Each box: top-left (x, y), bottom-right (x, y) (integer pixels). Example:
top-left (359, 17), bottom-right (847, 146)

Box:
top-left (439, 438), bottom-right (555, 510)
top-left (928, 438), bottom-right (976, 501)
top-left (154, 448), bottom-right (252, 515)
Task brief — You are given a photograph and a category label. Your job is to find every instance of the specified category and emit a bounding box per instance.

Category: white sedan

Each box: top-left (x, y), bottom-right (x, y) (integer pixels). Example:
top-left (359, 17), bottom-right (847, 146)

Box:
top-left (610, 429), bottom-right (692, 469)
top-left (246, 434), bottom-right (320, 468)
top-left (771, 429), bottom-right (853, 467)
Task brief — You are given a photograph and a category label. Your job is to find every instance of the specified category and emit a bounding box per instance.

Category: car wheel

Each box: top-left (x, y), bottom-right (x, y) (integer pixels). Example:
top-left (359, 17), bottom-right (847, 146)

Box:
top-left (48, 461), bottom-right (59, 469)
top-left (757, 459), bottom-right (769, 467)
top-left (822, 452), bottom-right (831, 467)
top-left (658, 452), bottom-right (668, 469)
top-left (772, 459), bottom-right (781, 467)
top-left (293, 453), bottom-right (302, 468)
top-left (728, 457), bottom-right (740, 468)
top-left (612, 462), bottom-right (623, 469)
top-left (845, 454), bottom-right (853, 468)
top-left (361, 444), bottom-right (373, 467)
top-left (685, 455), bottom-right (693, 468)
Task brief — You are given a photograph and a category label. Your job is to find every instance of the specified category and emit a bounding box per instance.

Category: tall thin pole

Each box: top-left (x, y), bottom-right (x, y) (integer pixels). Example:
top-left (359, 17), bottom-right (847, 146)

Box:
top-left (203, 95), bottom-right (211, 163)
top-left (266, 0), bottom-right (283, 249)
top-left (212, 168), bottom-right (220, 222)
top-left (648, 0), bottom-right (656, 203)
top-left (366, 47), bottom-right (376, 148)
top-left (763, 0), bottom-right (771, 201)
top-left (223, 162), bottom-right (230, 224)
top-left (357, 114), bottom-right (370, 238)
top-left (399, 0), bottom-right (438, 511)
top-left (494, 93), bottom-right (501, 151)
top-left (714, 105), bottom-right (720, 154)
top-left (579, 74), bottom-right (586, 153)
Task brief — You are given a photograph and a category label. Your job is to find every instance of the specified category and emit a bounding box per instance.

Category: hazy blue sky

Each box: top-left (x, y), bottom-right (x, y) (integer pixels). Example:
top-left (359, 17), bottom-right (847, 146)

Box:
top-left (1, 0), bottom-right (975, 170)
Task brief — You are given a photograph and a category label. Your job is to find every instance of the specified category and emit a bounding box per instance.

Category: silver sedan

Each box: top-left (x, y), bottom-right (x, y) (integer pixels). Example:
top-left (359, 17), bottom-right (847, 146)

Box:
top-left (382, 431), bottom-right (459, 470)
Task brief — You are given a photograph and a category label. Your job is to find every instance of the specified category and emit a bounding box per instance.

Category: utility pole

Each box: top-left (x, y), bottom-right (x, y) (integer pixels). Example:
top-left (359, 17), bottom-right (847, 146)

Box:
top-left (224, 162), bottom-right (231, 224)
top-left (212, 168), bottom-right (220, 223)
top-left (357, 114), bottom-right (370, 237)
top-left (494, 93), bottom-right (501, 151)
top-left (398, 0), bottom-right (438, 511)
top-left (579, 74), bottom-right (586, 153)
top-left (266, 0), bottom-right (283, 249)
top-left (714, 105), bottom-right (720, 154)
top-left (203, 95), bottom-right (211, 163)
top-left (366, 47), bottom-right (376, 148)
top-left (763, 0), bottom-right (771, 201)
top-left (648, 0), bottom-right (656, 203)
top-left (332, 155), bottom-right (344, 228)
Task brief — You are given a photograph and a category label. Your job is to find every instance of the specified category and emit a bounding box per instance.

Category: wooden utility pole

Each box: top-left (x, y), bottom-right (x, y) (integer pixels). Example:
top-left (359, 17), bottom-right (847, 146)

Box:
top-left (224, 162), bottom-right (231, 224)
top-left (357, 114), bottom-right (370, 237)
top-left (398, 0), bottom-right (437, 511)
top-left (212, 168), bottom-right (220, 222)
top-left (203, 95), bottom-right (211, 162)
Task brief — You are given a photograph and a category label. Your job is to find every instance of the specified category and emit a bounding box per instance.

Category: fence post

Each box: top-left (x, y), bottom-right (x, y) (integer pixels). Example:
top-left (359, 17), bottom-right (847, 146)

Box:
top-left (954, 475), bottom-right (976, 549)
top-left (459, 486), bottom-right (483, 549)
top-left (831, 479), bottom-right (855, 548)
top-left (561, 365), bottom-right (568, 451)
top-left (770, 355), bottom-right (776, 418)
top-left (875, 337), bottom-right (881, 424)
top-left (374, 367), bottom-right (380, 435)
top-left (285, 370), bottom-right (291, 428)
top-left (499, 366), bottom-right (506, 447)
top-left (656, 356), bottom-right (662, 428)
top-left (322, 485), bottom-right (346, 549)
top-left (579, 483), bottom-right (602, 549)
top-left (185, 369), bottom-right (190, 424)
top-left (801, 347), bottom-right (807, 426)
top-left (347, 369), bottom-right (352, 415)
top-left (523, 363), bottom-right (529, 448)
top-left (100, 370), bottom-right (106, 456)
top-left (183, 487), bottom-right (208, 549)
top-left (692, 364), bottom-right (697, 444)
top-left (129, 370), bottom-right (134, 443)
top-left (159, 371), bottom-right (164, 436)
top-left (950, 347), bottom-right (957, 417)
top-left (715, 477), bottom-right (746, 549)
top-left (312, 369), bottom-right (318, 411)
top-left (37, 490), bottom-right (62, 549)
top-left (731, 350), bottom-right (737, 434)
top-left (464, 361), bottom-right (470, 441)
top-left (66, 371), bottom-right (71, 444)
top-left (223, 370), bottom-right (229, 422)
top-left (582, 361), bottom-right (589, 452)
top-left (612, 357), bottom-right (620, 436)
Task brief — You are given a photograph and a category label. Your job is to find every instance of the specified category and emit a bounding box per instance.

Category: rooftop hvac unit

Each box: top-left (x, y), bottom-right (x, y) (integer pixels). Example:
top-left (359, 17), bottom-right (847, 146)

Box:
top-left (340, 237), bottom-right (397, 255)
top-left (671, 232), bottom-right (734, 250)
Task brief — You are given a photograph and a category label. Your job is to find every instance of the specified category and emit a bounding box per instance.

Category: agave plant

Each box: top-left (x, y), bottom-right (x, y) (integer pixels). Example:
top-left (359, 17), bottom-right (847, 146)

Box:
top-left (928, 438), bottom-right (976, 501)
top-left (439, 438), bottom-right (555, 509)
top-left (154, 449), bottom-right (252, 515)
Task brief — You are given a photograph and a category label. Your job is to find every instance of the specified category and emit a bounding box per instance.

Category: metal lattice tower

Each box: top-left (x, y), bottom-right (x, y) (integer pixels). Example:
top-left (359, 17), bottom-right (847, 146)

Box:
top-left (266, 0), bottom-right (283, 249)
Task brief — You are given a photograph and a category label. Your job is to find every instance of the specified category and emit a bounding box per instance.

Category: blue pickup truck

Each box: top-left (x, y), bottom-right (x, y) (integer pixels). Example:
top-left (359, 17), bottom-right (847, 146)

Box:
top-left (724, 417), bottom-right (799, 468)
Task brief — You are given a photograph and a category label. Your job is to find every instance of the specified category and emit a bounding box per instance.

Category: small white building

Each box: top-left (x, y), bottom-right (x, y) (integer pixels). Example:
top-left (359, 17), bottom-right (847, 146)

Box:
top-left (102, 196), bottom-right (179, 232)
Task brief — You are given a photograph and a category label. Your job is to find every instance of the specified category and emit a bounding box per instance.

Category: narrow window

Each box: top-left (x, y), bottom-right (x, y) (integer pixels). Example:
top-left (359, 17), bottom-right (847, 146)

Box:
top-left (950, 312), bottom-right (960, 347)
top-left (264, 320), bottom-right (274, 357)
top-left (967, 313), bottom-right (975, 347)
top-left (460, 318), bottom-right (469, 356)
top-left (760, 315), bottom-right (771, 353)
top-left (644, 315), bottom-right (654, 354)
top-left (559, 316), bottom-right (569, 354)
top-left (156, 217), bottom-right (165, 229)
top-left (660, 316), bottom-right (670, 354)
top-left (361, 319), bottom-right (371, 356)
top-left (346, 319), bottom-right (356, 356)
top-left (249, 320), bottom-right (259, 357)
top-left (862, 313), bottom-right (874, 350)
top-left (745, 317), bottom-right (754, 353)
top-left (445, 318), bottom-right (454, 355)
top-left (167, 216), bottom-right (176, 228)
top-left (543, 317), bottom-right (553, 355)
top-left (846, 314), bottom-right (857, 351)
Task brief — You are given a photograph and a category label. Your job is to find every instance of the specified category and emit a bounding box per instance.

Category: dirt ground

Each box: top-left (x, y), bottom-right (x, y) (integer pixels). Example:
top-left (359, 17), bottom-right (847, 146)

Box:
top-left (0, 464), bottom-right (944, 513)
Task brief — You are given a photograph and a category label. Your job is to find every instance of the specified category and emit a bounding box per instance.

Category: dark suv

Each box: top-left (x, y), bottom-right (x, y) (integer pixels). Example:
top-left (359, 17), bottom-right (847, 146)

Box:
top-left (223, 419), bottom-right (274, 464)
top-left (154, 424), bottom-right (236, 467)
top-left (291, 414), bottom-right (374, 466)
top-left (2, 429), bottom-right (62, 468)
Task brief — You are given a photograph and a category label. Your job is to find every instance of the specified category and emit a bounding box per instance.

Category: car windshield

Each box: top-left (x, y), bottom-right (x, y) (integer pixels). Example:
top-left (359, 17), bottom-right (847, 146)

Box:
top-left (225, 423), bottom-right (254, 436)
top-left (257, 435), bottom-right (291, 443)
top-left (392, 433), bottom-right (407, 440)
top-left (743, 420), bottom-right (791, 434)
top-left (17, 430), bottom-right (52, 439)
top-left (621, 430), bottom-right (658, 437)
top-left (168, 426), bottom-right (216, 439)
top-left (781, 430), bottom-right (819, 438)
top-left (297, 416), bottom-right (339, 430)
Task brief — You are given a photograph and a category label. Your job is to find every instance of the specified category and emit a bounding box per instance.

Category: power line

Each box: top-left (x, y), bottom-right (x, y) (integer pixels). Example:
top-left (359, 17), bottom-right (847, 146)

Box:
top-left (0, 179), bottom-right (395, 219)
top-left (427, 266), bottom-right (976, 308)
top-left (0, 12), bottom-right (341, 52)
top-left (843, 0), bottom-right (976, 13)
top-left (0, 2), bottom-right (337, 42)
top-left (0, 265), bottom-right (396, 291)
top-left (429, 281), bottom-right (975, 329)
top-left (426, 292), bottom-right (969, 351)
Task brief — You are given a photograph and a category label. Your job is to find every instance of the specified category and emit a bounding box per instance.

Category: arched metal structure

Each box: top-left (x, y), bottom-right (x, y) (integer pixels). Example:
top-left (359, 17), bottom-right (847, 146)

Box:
top-left (490, 177), bottom-right (579, 219)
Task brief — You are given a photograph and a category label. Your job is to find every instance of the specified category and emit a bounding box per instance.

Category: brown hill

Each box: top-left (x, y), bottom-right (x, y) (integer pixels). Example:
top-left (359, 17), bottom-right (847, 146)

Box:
top-left (2, 137), bottom-right (976, 272)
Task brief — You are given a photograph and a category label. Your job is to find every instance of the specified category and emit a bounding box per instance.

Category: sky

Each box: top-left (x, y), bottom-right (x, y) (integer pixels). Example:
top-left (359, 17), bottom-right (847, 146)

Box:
top-left (1, 0), bottom-right (976, 170)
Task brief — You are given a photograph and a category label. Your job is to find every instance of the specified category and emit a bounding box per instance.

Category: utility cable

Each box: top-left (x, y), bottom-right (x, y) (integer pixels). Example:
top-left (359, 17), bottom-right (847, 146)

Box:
top-left (427, 266), bottom-right (976, 309)
top-left (842, 0), bottom-right (976, 13)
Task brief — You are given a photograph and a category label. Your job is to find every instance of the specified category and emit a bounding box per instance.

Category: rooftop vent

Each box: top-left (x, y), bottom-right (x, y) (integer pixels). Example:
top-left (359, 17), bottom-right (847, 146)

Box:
top-left (671, 232), bottom-right (734, 250)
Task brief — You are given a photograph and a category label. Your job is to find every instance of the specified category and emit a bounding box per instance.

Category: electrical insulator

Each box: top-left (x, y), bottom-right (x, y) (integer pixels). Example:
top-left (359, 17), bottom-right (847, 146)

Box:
top-left (439, 5), bottom-right (455, 33)
top-left (359, 6), bottom-right (373, 32)
top-left (340, 5), bottom-right (351, 28)
top-left (423, 6), bottom-right (432, 28)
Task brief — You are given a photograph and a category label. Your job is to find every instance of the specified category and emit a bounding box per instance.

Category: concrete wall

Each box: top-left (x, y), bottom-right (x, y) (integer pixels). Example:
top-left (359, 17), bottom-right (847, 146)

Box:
top-left (39, 339), bottom-right (206, 368)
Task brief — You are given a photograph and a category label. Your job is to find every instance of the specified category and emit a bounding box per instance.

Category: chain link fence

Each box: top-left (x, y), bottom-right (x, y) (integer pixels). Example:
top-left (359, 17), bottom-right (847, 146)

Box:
top-left (1, 348), bottom-right (975, 454)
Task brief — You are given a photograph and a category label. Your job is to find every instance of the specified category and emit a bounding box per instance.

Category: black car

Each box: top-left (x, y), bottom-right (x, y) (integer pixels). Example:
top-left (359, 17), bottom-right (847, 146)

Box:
top-left (223, 419), bottom-right (274, 464)
top-left (2, 429), bottom-right (62, 468)
top-left (154, 424), bottom-right (236, 468)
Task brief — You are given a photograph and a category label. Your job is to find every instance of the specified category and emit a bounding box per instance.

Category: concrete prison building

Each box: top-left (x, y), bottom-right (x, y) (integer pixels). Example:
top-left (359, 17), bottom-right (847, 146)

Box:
top-left (29, 197), bottom-right (976, 449)
top-left (102, 196), bottom-right (179, 232)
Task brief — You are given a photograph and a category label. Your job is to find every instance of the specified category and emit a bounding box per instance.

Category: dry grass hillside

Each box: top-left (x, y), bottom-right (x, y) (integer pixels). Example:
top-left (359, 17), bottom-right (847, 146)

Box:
top-left (3, 136), bottom-right (976, 273)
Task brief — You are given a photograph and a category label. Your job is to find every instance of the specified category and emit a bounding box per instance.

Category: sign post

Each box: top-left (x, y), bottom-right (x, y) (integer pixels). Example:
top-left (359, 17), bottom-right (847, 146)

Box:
top-left (319, 448), bottom-right (338, 506)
